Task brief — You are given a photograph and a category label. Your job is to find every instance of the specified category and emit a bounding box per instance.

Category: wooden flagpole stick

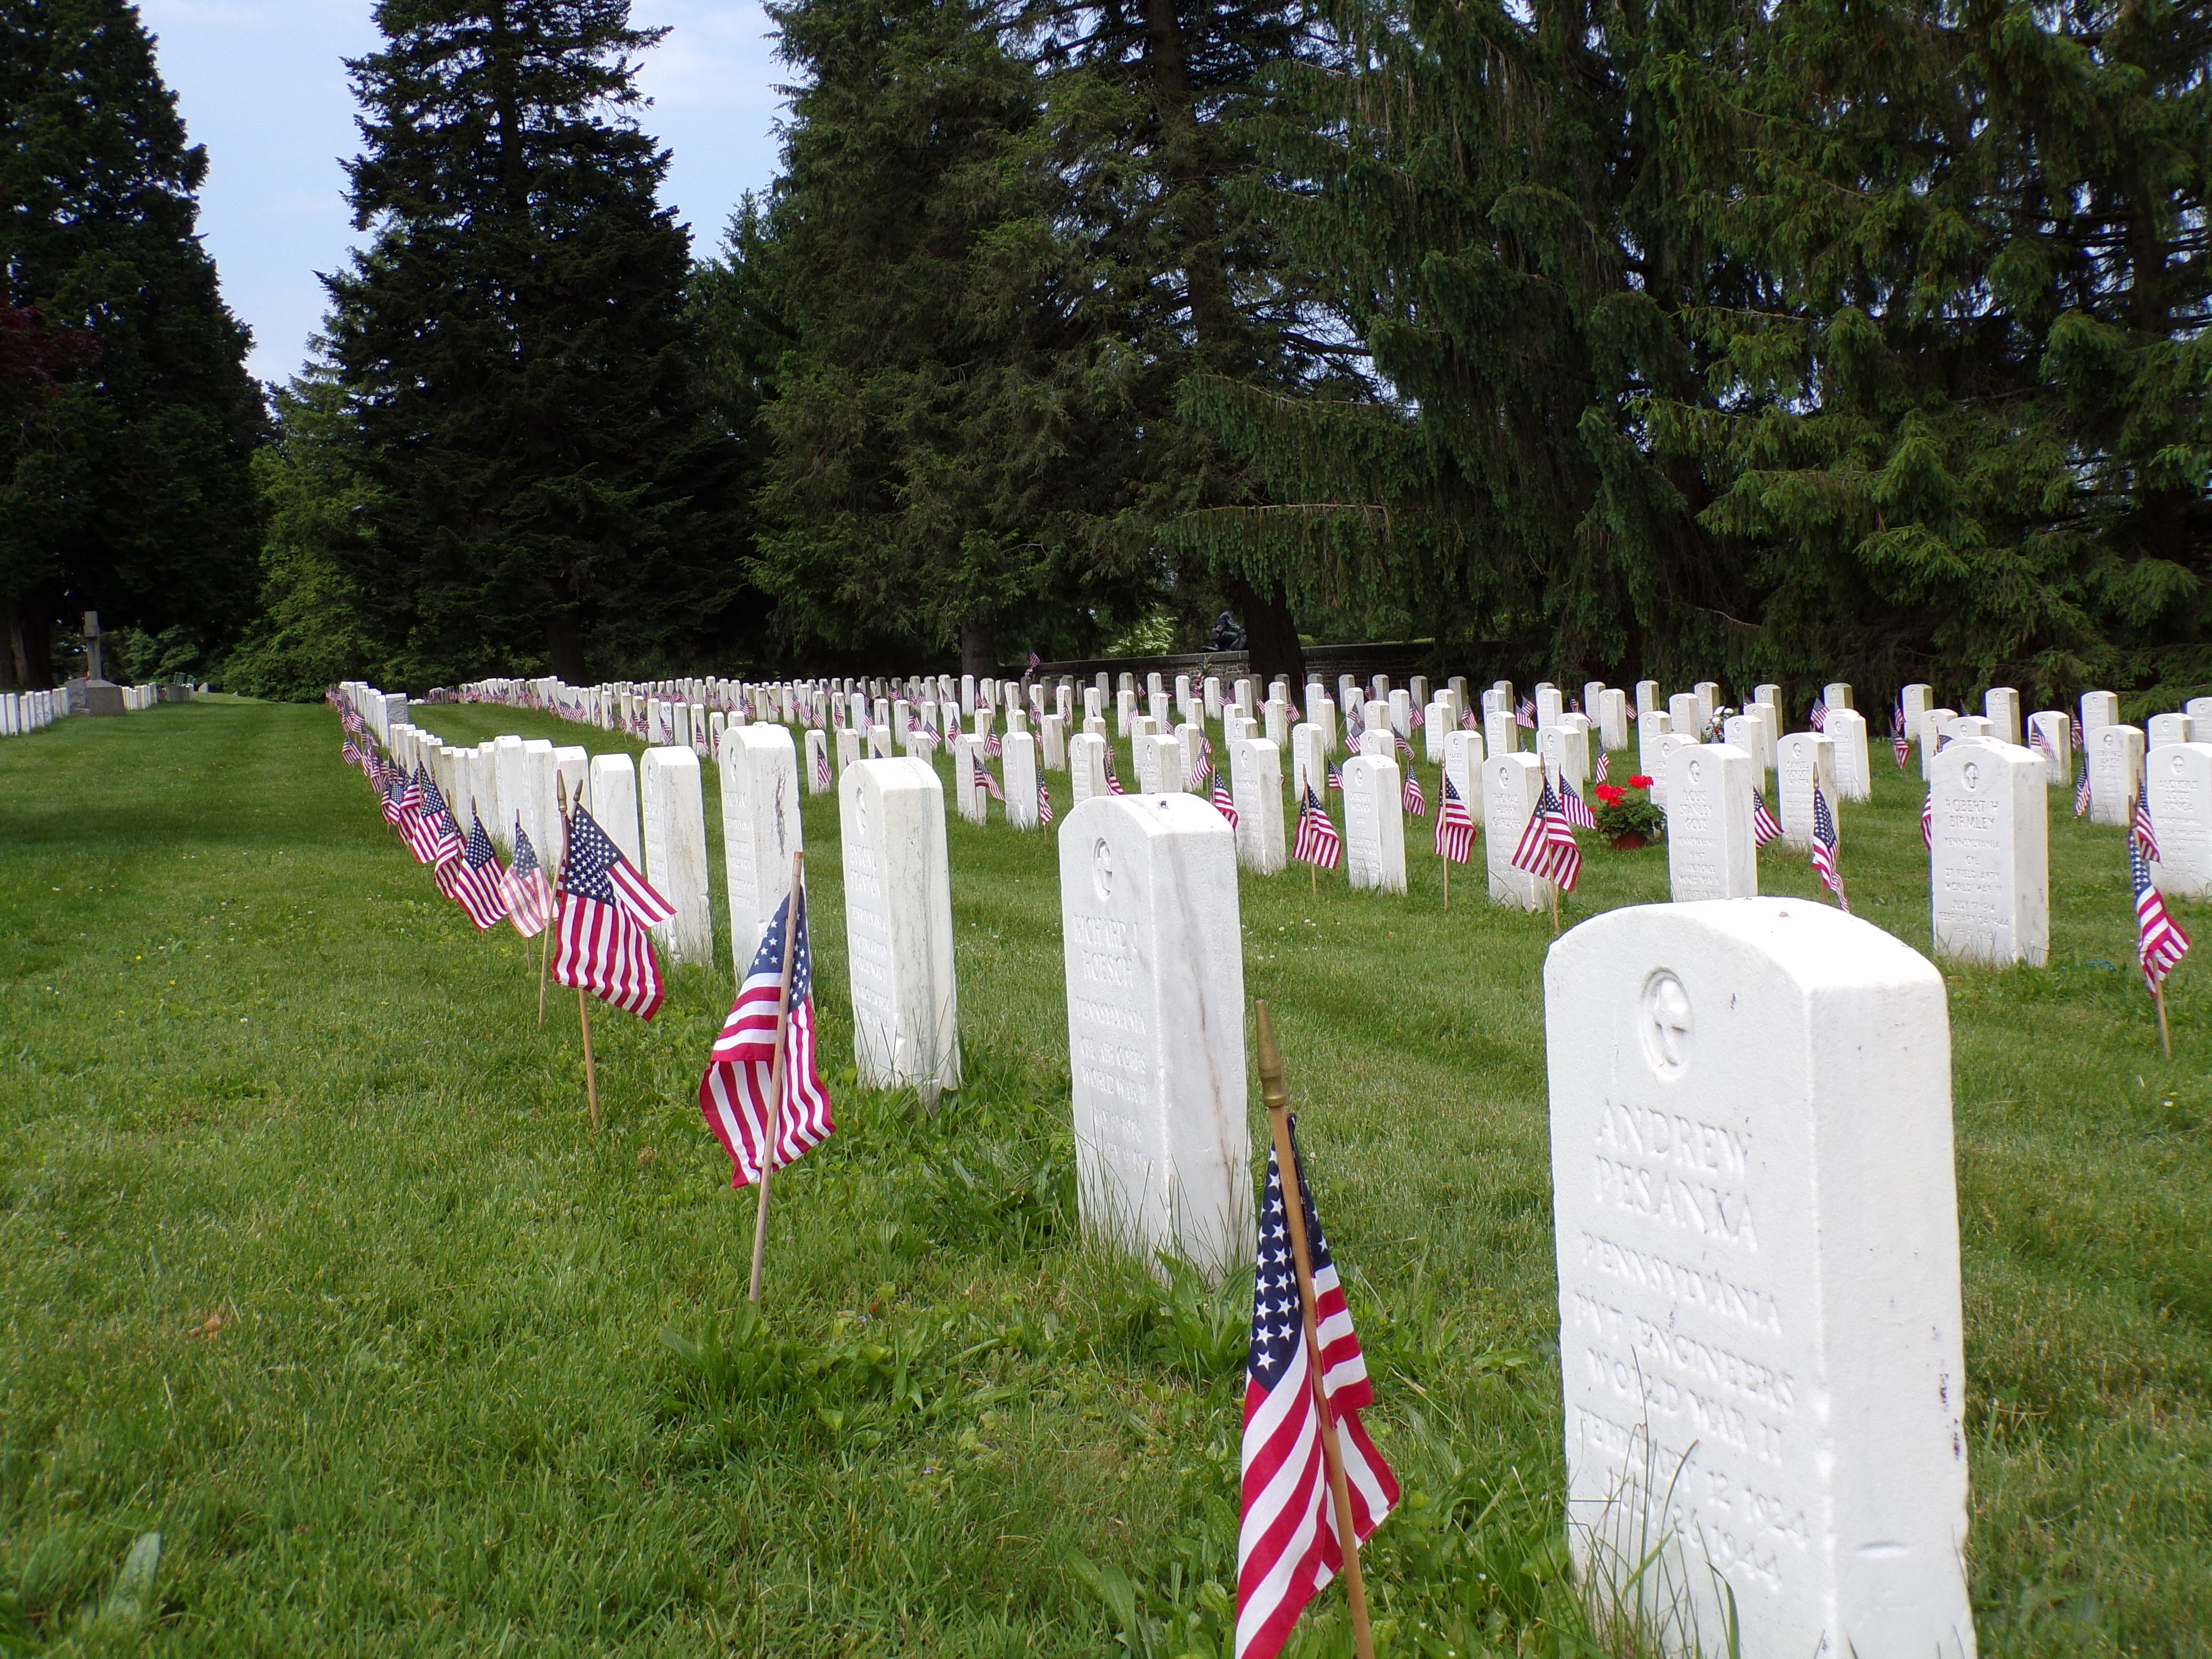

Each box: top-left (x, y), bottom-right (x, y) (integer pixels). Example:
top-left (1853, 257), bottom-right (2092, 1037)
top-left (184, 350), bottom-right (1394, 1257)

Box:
top-left (578, 986), bottom-right (599, 1131)
top-left (2155, 978), bottom-right (2173, 1059)
top-left (1550, 877), bottom-right (1561, 936)
top-left (1253, 1000), bottom-right (1375, 1659)
top-left (748, 851), bottom-right (807, 1304)
top-left (1441, 857), bottom-right (1448, 911)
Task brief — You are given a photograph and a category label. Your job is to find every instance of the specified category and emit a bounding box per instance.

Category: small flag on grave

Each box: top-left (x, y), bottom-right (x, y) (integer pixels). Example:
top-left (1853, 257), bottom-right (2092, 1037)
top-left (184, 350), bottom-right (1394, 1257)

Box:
top-left (1751, 788), bottom-right (1782, 847)
top-left (1434, 775), bottom-right (1475, 864)
top-left (1559, 776), bottom-right (1597, 830)
top-left (452, 814), bottom-right (510, 929)
top-left (1594, 751), bottom-right (1610, 784)
top-left (2134, 838), bottom-right (2190, 993)
top-left (1808, 697), bottom-right (1828, 732)
top-left (1922, 790), bottom-right (1935, 849)
top-left (1105, 748), bottom-right (1126, 796)
top-left (1327, 764), bottom-right (1343, 793)
top-left (1811, 784), bottom-right (1847, 911)
top-left (1514, 697), bottom-right (1536, 729)
top-left (1511, 781), bottom-right (1582, 892)
top-left (1893, 708), bottom-right (1911, 769)
top-left (814, 744), bottom-right (833, 790)
top-left (2134, 777), bottom-right (2162, 862)
top-left (553, 805), bottom-right (674, 1020)
top-left (1402, 769), bottom-right (1425, 817)
top-left (1038, 782), bottom-right (1055, 826)
top-left (699, 887), bottom-right (835, 1189)
top-left (1236, 1114), bottom-right (1398, 1659)
top-left (2074, 768), bottom-right (2092, 818)
top-left (1294, 787), bottom-right (1340, 870)
top-left (503, 823), bottom-right (554, 938)
top-left (1212, 771), bottom-right (1239, 829)
top-left (974, 756), bottom-right (1004, 803)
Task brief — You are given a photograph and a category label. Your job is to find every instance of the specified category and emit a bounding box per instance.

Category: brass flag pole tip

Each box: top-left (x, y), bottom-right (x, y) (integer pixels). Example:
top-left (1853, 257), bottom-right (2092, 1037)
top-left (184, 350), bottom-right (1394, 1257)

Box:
top-left (1254, 1000), bottom-right (1288, 1111)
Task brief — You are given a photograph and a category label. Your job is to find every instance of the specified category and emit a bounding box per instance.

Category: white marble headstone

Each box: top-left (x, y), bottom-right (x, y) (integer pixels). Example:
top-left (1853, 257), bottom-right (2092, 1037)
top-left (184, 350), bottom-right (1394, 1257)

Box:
top-left (1666, 744), bottom-right (1757, 901)
top-left (639, 747), bottom-right (714, 966)
top-left (719, 724), bottom-right (804, 976)
top-left (1546, 900), bottom-right (1971, 1659)
top-left (1484, 752), bottom-right (1545, 911)
top-left (2148, 742), bottom-right (2212, 899)
top-left (1774, 733), bottom-right (1837, 849)
top-left (1228, 735), bottom-right (1286, 874)
top-left (1929, 740), bottom-right (2046, 966)
top-left (1058, 794), bottom-right (1251, 1278)
top-left (841, 759), bottom-right (960, 1102)
top-left (2089, 723), bottom-right (2144, 827)
top-left (1341, 755), bottom-right (1407, 893)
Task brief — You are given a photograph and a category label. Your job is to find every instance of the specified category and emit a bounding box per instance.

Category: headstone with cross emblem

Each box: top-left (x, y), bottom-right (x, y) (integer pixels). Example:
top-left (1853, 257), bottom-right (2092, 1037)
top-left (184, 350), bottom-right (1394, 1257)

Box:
top-left (1930, 738), bottom-right (2047, 965)
top-left (1666, 743), bottom-right (1758, 902)
top-left (718, 723), bottom-right (803, 977)
top-left (1545, 897), bottom-right (1972, 1659)
top-left (1057, 793), bottom-right (1250, 1278)
top-left (840, 757), bottom-right (960, 1103)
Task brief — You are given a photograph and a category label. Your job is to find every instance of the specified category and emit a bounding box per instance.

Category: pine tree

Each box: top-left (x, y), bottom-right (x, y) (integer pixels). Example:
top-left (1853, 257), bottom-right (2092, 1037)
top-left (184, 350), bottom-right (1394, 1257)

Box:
top-left (326, 0), bottom-right (746, 685)
top-left (0, 0), bottom-right (265, 689)
top-left (747, 0), bottom-right (1154, 675)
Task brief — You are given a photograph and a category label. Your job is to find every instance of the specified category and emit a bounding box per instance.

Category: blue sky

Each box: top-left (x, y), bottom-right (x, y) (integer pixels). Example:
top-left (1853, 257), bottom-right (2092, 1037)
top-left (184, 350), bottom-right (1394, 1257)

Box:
top-left (139, 0), bottom-right (788, 387)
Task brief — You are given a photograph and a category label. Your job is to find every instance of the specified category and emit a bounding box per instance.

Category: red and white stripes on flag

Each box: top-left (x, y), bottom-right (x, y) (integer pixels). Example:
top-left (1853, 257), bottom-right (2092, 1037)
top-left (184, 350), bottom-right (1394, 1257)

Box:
top-left (1433, 775), bottom-right (1475, 863)
top-left (1039, 782), bottom-right (1055, 826)
top-left (1236, 1123), bottom-right (1396, 1659)
top-left (1558, 776), bottom-right (1597, 830)
top-left (2134, 778), bottom-right (2162, 862)
top-left (503, 822), bottom-right (555, 938)
top-left (1293, 787), bottom-right (1340, 870)
top-left (1510, 780), bottom-right (1582, 892)
top-left (553, 805), bottom-right (675, 1020)
top-left (1401, 768), bottom-right (1425, 818)
top-left (699, 889), bottom-right (835, 1187)
top-left (1921, 789), bottom-right (1935, 849)
top-left (2134, 839), bottom-right (2190, 991)
top-left (1811, 784), bottom-right (1848, 911)
top-left (451, 814), bottom-right (510, 930)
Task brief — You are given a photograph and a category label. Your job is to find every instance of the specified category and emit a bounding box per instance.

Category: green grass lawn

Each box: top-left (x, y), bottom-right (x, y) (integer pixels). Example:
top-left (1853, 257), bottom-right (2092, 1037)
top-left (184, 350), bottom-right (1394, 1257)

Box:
top-left (1, 698), bottom-right (2207, 1657)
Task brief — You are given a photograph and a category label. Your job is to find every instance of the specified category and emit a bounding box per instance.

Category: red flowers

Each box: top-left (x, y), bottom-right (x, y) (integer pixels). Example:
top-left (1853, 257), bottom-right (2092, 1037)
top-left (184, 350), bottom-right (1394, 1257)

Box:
top-left (1595, 783), bottom-right (1626, 806)
top-left (1627, 774), bottom-right (1654, 788)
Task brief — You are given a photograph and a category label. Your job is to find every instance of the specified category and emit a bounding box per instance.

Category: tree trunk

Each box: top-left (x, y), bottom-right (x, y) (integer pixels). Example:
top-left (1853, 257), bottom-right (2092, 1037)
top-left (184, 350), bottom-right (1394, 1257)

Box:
top-left (3, 598), bottom-right (54, 688)
top-left (546, 614), bottom-right (587, 683)
top-left (960, 621), bottom-right (995, 678)
top-left (1227, 573), bottom-right (1303, 687)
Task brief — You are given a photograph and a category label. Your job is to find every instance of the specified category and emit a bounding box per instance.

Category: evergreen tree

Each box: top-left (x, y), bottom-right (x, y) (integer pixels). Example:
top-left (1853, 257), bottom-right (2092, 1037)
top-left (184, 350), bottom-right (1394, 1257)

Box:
top-left (747, 0), bottom-right (1154, 675)
top-left (0, 0), bottom-right (265, 689)
top-left (326, 0), bottom-right (747, 685)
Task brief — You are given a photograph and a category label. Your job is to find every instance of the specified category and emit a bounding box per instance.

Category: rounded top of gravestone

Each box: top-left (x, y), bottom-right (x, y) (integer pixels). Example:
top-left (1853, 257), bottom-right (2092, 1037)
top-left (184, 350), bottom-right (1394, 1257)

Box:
top-left (1549, 897), bottom-right (1942, 1018)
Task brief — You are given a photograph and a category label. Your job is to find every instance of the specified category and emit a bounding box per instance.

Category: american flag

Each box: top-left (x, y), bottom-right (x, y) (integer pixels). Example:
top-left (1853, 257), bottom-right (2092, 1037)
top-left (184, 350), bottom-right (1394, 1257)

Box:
top-left (1190, 755), bottom-right (1213, 793)
top-left (2134, 777), bottom-right (2162, 861)
top-left (1212, 772), bottom-right (1239, 829)
top-left (973, 756), bottom-right (1004, 803)
top-left (814, 741), bottom-right (833, 790)
top-left (553, 805), bottom-right (675, 1020)
top-left (1236, 1123), bottom-right (1397, 1659)
top-left (2075, 767), bottom-right (2093, 817)
top-left (1893, 710), bottom-right (1911, 769)
top-left (1594, 751), bottom-right (1610, 783)
top-left (2072, 714), bottom-right (2084, 751)
top-left (984, 730), bottom-right (1003, 758)
top-left (2030, 722), bottom-right (2056, 764)
top-left (1921, 790), bottom-right (1935, 849)
top-left (1039, 782), bottom-right (1055, 826)
top-left (1751, 788), bottom-right (1782, 846)
top-left (1327, 764), bottom-right (1343, 793)
top-left (1558, 777), bottom-right (1597, 830)
top-left (451, 814), bottom-right (510, 929)
top-left (1402, 769), bottom-right (1426, 817)
top-left (1808, 697), bottom-right (1828, 732)
top-left (417, 768), bottom-right (464, 863)
top-left (1511, 781), bottom-right (1582, 891)
top-left (1392, 733), bottom-right (1414, 763)
top-left (1458, 709), bottom-right (1477, 731)
top-left (699, 889), bottom-right (835, 1187)
top-left (1104, 747), bottom-right (1125, 796)
top-left (1514, 697), bottom-right (1536, 729)
top-left (341, 737), bottom-right (362, 769)
top-left (1810, 784), bottom-right (1847, 911)
top-left (395, 772), bottom-right (440, 864)
top-left (1408, 705), bottom-right (1424, 729)
top-left (2134, 839), bottom-right (2191, 991)
top-left (503, 823), bottom-right (555, 938)
top-left (1293, 787), bottom-right (1340, 870)
top-left (1434, 775), bottom-right (1475, 863)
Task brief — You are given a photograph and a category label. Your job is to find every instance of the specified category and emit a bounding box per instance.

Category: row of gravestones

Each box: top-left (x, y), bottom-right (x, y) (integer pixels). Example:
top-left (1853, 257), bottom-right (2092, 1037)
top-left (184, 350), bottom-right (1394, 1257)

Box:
top-left (358, 679), bottom-right (1985, 1656)
top-left (1, 689), bottom-right (61, 736)
top-left (422, 664), bottom-right (2212, 980)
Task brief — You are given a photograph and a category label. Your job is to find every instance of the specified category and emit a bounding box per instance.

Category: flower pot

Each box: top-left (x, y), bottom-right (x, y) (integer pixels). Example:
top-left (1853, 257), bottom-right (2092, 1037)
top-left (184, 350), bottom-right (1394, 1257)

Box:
top-left (1607, 831), bottom-right (1648, 851)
